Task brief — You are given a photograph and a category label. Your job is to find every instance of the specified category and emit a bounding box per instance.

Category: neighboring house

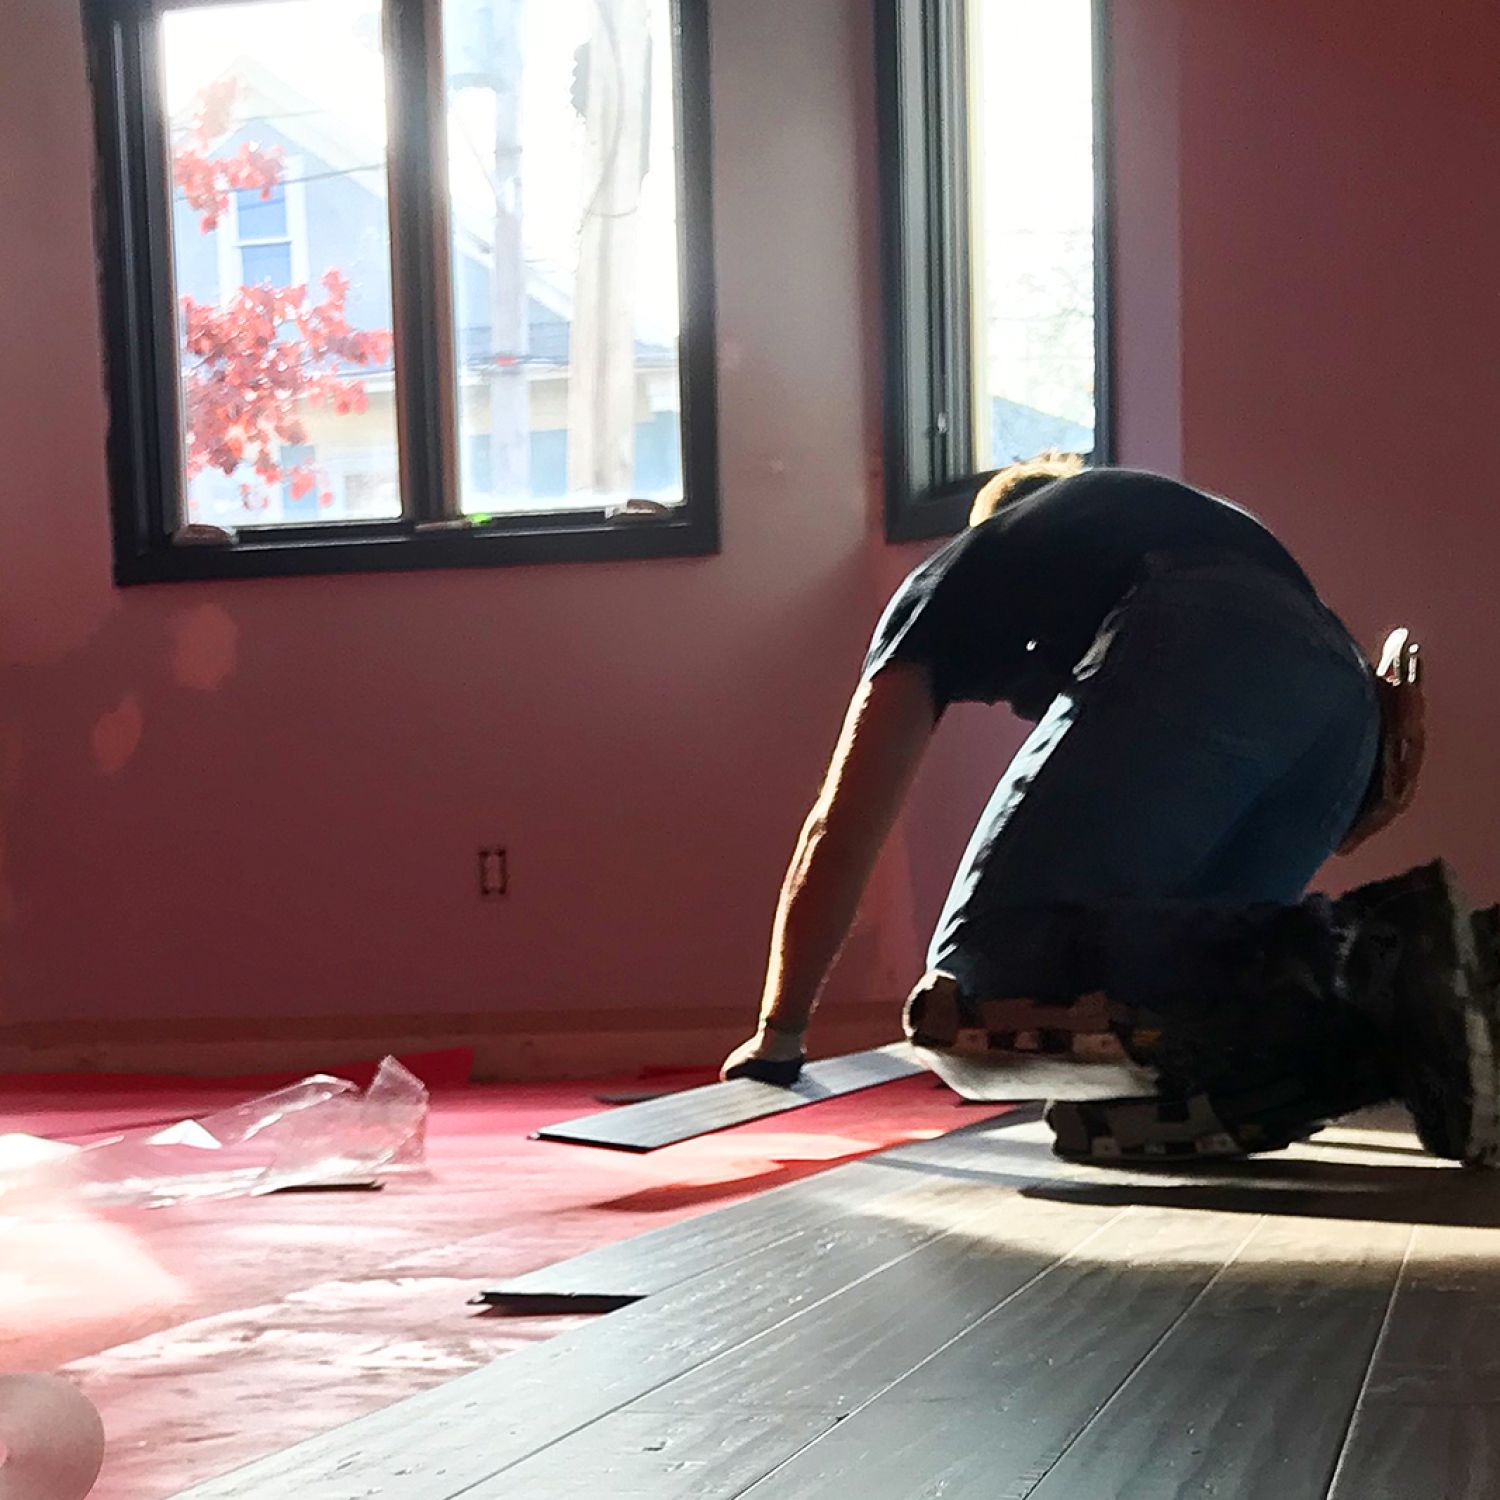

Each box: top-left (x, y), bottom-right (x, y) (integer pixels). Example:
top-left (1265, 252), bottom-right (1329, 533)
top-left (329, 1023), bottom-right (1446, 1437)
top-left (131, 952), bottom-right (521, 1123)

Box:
top-left (172, 60), bottom-right (682, 524)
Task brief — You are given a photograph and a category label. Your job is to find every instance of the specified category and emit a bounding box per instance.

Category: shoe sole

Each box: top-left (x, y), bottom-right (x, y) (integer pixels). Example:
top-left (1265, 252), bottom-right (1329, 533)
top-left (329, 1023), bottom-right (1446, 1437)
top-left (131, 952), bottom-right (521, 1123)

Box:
top-left (1379, 864), bottom-right (1500, 1166)
top-left (1045, 1094), bottom-right (1255, 1162)
top-left (1438, 879), bottom-right (1499, 1166)
top-left (1467, 904), bottom-right (1500, 1166)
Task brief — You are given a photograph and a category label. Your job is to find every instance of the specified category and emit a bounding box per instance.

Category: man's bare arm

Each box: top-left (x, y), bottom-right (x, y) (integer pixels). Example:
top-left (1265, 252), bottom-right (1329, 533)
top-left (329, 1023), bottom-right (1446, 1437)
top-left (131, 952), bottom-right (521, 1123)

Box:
top-left (721, 663), bottom-right (936, 1080)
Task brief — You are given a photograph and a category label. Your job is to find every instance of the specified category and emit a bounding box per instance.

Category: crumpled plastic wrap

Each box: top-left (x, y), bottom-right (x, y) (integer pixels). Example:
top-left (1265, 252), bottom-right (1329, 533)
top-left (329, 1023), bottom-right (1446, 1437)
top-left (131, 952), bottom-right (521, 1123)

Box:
top-left (0, 1056), bottom-right (428, 1210)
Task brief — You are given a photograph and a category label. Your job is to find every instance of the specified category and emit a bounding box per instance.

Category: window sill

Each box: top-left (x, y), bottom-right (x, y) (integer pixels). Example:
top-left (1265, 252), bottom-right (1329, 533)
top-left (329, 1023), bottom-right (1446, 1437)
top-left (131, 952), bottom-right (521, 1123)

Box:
top-left (113, 511), bottom-right (720, 585)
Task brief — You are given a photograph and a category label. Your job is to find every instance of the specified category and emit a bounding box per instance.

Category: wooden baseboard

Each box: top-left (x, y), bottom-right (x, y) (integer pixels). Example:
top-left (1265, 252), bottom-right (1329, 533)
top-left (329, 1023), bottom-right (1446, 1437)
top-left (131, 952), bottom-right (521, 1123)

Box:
top-left (0, 1001), bottom-right (903, 1082)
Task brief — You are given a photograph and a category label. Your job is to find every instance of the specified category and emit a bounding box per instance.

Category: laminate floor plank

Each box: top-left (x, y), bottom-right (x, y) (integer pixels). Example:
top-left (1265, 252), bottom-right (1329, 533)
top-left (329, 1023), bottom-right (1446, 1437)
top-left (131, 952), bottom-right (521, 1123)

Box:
top-left (485, 1108), bottom-right (1255, 1311)
top-left (1023, 1215), bottom-right (1412, 1500)
top-left (729, 1209), bottom-right (1259, 1500)
top-left (533, 1044), bottom-right (925, 1151)
top-left (482, 1111), bottom-right (1056, 1307)
top-left (464, 1197), bottom-right (1131, 1497)
top-left (634, 1200), bottom-right (1175, 1418)
top-left (460, 1412), bottom-right (833, 1500)
top-left (1327, 1223), bottom-right (1500, 1500)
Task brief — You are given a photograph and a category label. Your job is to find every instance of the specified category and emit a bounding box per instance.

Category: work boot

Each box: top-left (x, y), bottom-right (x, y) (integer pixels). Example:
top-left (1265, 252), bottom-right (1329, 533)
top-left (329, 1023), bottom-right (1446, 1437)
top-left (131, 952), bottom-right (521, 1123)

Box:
top-left (1474, 903), bottom-right (1500, 993)
top-left (1339, 862), bottom-right (1500, 1167)
top-left (925, 899), bottom-right (1391, 1152)
top-left (1114, 866), bottom-right (1500, 1167)
top-left (1044, 1090), bottom-right (1325, 1163)
top-left (1044, 1019), bottom-right (1382, 1165)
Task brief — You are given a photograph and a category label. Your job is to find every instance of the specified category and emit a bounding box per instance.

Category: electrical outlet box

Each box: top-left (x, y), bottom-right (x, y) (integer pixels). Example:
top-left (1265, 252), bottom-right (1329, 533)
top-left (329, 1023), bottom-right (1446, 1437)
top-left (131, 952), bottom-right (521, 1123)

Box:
top-left (478, 847), bottom-right (508, 898)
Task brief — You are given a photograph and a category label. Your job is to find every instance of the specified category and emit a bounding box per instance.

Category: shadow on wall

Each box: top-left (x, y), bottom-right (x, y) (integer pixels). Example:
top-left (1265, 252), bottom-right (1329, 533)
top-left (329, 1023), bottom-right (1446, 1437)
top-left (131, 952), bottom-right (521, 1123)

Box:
top-left (0, 604), bottom-right (241, 975)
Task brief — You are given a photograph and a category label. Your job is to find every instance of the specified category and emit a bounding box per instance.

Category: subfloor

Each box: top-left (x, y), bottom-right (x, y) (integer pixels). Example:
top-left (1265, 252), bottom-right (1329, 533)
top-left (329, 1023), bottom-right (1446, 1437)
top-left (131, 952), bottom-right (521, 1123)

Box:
top-left (171, 1102), bottom-right (1500, 1500)
top-left (2, 1061), bottom-right (999, 1499)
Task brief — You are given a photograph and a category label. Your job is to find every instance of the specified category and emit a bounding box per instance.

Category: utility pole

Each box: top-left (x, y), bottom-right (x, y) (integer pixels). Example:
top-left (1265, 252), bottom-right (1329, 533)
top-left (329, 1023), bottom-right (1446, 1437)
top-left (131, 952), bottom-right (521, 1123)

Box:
top-left (567, 0), bottom-right (651, 502)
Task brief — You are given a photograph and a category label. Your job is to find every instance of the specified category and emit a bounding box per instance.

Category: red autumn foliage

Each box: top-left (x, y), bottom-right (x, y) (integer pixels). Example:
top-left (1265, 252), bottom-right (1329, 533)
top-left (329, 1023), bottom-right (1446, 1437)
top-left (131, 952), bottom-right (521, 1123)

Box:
top-left (172, 78), bottom-right (284, 233)
top-left (172, 79), bottom-right (392, 513)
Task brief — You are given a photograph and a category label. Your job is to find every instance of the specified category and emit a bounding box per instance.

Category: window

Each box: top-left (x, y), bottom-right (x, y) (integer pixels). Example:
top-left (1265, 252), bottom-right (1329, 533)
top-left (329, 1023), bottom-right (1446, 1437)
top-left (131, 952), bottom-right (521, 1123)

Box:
top-left (875, 0), bottom-right (1111, 541)
top-left (226, 177), bottom-right (302, 295)
top-left (86, 0), bottom-right (718, 583)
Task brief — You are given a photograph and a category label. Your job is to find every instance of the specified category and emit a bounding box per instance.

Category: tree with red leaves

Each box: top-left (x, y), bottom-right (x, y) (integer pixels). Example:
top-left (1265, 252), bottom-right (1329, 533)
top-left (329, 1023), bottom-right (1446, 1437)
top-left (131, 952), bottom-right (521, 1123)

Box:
top-left (172, 79), bottom-right (393, 514)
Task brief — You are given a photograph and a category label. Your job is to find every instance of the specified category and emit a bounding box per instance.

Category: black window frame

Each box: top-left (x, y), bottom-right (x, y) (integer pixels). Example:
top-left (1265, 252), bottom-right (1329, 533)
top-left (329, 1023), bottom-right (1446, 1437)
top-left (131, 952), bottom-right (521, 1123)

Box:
top-left (875, 0), bottom-right (1114, 543)
top-left (85, 0), bottom-right (720, 585)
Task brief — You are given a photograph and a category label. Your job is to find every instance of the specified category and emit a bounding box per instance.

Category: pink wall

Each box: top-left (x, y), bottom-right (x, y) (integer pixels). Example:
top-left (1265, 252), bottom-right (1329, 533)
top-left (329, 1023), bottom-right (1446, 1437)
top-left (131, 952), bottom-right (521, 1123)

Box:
top-left (1, 0), bottom-right (1496, 1046)
top-left (1171, 0), bottom-right (1500, 896)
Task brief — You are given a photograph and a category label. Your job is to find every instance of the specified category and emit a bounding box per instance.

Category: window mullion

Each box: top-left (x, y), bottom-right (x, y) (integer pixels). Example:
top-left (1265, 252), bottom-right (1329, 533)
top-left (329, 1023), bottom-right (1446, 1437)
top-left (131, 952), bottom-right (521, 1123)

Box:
top-left (877, 0), bottom-right (976, 534)
top-left (385, 0), bottom-right (459, 523)
top-left (129, 0), bottom-right (191, 548)
top-left (1091, 0), bottom-right (1116, 466)
top-left (672, 0), bottom-right (721, 552)
top-left (877, 0), bottom-right (932, 519)
top-left (929, 0), bottom-right (974, 490)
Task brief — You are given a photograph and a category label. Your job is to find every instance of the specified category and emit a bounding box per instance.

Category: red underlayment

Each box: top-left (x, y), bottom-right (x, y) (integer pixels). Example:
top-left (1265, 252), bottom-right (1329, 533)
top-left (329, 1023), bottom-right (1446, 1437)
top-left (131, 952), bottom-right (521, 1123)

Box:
top-left (1, 1051), bottom-right (1009, 1499)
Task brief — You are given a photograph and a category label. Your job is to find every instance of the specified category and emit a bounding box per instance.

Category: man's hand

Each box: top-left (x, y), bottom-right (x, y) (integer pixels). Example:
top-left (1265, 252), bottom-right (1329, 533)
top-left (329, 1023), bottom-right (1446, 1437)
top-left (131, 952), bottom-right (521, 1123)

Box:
top-left (720, 1023), bottom-right (807, 1086)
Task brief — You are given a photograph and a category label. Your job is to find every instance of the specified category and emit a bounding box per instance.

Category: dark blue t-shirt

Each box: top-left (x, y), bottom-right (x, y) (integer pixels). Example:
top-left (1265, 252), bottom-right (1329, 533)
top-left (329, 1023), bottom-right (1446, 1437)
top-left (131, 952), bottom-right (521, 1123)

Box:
top-left (864, 468), bottom-right (1315, 720)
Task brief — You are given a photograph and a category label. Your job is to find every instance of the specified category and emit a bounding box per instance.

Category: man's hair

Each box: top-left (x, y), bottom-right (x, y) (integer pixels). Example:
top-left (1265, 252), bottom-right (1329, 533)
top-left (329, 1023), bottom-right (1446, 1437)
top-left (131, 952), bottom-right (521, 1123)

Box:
top-left (968, 450), bottom-right (1086, 526)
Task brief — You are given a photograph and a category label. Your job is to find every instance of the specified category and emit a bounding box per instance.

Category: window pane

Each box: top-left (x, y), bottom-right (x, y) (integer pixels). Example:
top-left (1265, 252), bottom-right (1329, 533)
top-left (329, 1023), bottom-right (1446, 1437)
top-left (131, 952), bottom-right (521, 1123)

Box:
top-left (443, 0), bottom-right (684, 515)
top-left (235, 181), bottom-right (288, 240)
top-left (162, 0), bottom-right (402, 527)
top-left (969, 0), bottom-right (1097, 469)
top-left (239, 239), bottom-right (293, 288)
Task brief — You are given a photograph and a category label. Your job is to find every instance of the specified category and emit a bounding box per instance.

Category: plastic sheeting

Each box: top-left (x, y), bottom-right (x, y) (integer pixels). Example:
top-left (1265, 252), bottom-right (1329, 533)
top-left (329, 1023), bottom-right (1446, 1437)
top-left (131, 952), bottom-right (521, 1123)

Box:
top-left (0, 1057), bottom-right (427, 1210)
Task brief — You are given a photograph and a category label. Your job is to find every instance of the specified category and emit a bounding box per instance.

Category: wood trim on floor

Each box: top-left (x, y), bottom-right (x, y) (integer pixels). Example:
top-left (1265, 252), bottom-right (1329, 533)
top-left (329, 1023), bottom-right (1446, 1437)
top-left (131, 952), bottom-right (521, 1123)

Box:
top-left (0, 999), bottom-right (903, 1082)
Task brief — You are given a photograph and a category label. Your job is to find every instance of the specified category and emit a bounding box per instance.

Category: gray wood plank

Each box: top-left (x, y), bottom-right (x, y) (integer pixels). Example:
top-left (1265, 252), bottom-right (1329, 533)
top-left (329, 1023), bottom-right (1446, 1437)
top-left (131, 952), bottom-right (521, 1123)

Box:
top-left (532, 1043), bottom-right (924, 1151)
top-left (1327, 1223), bottom-right (1500, 1500)
top-left (171, 1126), bottom-right (1071, 1498)
top-left (477, 1158), bottom-right (910, 1308)
top-left (729, 1209), bottom-right (1260, 1500)
top-left (1023, 1214), bottom-right (1412, 1500)
top-left (631, 1198), bottom-right (1158, 1418)
top-left (458, 1412), bottom-right (832, 1499)
top-left (460, 1193), bottom-right (1131, 1498)
top-left (484, 1108), bottom-right (1211, 1310)
top-left (482, 1109), bottom-right (1050, 1306)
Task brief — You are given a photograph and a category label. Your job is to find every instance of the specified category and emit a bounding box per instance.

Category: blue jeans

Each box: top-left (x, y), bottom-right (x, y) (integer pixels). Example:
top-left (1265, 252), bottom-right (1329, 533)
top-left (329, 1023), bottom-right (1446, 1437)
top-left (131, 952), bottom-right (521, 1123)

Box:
top-left (928, 555), bottom-right (1381, 1001)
